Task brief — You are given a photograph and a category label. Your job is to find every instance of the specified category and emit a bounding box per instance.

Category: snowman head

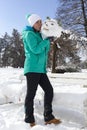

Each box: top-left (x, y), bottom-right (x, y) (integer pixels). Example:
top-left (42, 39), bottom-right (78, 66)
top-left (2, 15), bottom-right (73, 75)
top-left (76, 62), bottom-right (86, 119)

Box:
top-left (41, 19), bottom-right (64, 39)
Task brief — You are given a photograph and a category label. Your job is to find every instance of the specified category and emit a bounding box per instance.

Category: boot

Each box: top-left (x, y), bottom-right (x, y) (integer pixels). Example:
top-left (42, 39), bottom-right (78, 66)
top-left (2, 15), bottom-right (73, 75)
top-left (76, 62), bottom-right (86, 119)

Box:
top-left (30, 122), bottom-right (36, 127)
top-left (45, 118), bottom-right (61, 125)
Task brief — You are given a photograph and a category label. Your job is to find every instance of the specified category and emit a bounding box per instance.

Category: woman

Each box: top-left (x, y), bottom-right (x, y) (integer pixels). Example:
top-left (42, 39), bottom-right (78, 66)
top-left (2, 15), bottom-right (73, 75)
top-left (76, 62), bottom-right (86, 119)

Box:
top-left (22, 14), bottom-right (61, 127)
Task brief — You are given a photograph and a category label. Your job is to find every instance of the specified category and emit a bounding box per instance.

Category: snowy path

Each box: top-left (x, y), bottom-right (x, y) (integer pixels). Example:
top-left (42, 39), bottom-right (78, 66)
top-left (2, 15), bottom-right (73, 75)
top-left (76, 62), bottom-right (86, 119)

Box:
top-left (0, 103), bottom-right (85, 130)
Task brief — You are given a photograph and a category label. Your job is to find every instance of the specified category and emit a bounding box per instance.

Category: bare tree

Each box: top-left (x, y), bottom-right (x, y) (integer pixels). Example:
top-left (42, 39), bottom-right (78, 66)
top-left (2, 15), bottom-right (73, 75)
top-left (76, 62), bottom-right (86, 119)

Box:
top-left (56, 0), bottom-right (87, 37)
top-left (48, 32), bottom-right (81, 73)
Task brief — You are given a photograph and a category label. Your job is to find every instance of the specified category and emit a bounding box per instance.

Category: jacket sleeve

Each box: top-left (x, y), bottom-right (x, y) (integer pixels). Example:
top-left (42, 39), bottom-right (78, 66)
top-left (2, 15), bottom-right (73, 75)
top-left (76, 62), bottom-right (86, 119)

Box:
top-left (25, 32), bottom-right (50, 54)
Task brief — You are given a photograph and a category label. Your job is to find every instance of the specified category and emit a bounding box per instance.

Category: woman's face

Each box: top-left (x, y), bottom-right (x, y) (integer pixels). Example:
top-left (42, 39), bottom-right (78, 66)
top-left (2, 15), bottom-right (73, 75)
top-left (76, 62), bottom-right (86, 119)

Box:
top-left (33, 20), bottom-right (42, 31)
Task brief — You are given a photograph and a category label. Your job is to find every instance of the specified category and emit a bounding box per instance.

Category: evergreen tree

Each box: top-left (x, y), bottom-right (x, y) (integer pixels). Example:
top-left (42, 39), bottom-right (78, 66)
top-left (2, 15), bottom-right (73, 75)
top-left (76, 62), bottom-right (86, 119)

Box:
top-left (2, 29), bottom-right (25, 67)
top-left (0, 33), bottom-right (10, 52)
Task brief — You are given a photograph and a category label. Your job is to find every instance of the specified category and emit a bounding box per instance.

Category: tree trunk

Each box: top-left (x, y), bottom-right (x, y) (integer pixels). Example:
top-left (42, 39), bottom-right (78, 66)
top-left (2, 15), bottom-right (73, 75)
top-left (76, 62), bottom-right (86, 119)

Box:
top-left (52, 43), bottom-right (57, 73)
top-left (81, 0), bottom-right (87, 37)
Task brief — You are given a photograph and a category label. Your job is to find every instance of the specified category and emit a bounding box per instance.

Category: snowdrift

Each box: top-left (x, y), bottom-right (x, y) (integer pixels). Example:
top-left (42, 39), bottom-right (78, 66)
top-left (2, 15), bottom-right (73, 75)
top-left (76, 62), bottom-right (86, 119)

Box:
top-left (0, 68), bottom-right (87, 127)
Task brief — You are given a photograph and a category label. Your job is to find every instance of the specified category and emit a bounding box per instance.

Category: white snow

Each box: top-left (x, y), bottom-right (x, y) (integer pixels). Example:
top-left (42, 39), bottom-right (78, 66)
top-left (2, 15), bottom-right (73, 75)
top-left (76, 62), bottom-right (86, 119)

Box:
top-left (0, 67), bottom-right (87, 130)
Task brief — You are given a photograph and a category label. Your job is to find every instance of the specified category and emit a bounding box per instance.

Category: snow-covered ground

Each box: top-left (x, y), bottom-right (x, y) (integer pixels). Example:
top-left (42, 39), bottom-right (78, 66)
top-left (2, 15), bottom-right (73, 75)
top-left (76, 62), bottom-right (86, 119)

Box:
top-left (0, 67), bottom-right (87, 130)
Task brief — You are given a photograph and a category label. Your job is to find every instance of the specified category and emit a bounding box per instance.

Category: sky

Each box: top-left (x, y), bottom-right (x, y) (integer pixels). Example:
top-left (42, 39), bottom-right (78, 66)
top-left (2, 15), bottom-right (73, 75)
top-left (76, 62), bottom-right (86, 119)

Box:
top-left (0, 0), bottom-right (59, 36)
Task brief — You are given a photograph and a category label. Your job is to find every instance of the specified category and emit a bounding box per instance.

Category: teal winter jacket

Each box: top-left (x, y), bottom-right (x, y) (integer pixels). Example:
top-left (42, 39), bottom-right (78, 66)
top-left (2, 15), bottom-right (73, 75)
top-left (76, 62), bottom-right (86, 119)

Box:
top-left (22, 26), bottom-right (50, 74)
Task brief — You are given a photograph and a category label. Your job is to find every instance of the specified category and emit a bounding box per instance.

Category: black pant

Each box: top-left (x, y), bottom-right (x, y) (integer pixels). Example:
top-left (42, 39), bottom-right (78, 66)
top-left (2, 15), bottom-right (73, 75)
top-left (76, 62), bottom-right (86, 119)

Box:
top-left (24, 73), bottom-right (54, 123)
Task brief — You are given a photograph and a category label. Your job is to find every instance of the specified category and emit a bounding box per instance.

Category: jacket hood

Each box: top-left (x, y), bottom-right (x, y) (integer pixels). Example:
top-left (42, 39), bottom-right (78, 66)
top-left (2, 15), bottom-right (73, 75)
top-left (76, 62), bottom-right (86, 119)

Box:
top-left (23, 25), bottom-right (34, 32)
top-left (22, 25), bottom-right (34, 38)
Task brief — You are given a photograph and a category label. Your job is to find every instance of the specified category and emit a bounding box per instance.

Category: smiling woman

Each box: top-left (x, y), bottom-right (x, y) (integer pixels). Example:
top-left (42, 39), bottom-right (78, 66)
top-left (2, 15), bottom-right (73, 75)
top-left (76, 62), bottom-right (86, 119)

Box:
top-left (0, 0), bottom-right (58, 35)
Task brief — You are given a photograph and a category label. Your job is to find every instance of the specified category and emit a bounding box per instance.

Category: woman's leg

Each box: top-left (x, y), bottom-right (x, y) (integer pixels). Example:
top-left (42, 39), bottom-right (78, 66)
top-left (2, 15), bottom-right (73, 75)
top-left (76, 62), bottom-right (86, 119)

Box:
top-left (24, 73), bottom-right (41, 123)
top-left (39, 73), bottom-right (54, 122)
